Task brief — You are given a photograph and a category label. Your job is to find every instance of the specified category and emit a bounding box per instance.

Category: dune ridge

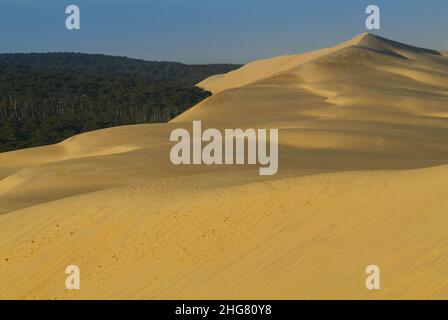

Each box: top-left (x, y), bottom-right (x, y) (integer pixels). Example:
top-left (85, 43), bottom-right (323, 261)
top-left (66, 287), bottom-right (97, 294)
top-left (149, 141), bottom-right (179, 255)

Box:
top-left (1, 33), bottom-right (448, 299)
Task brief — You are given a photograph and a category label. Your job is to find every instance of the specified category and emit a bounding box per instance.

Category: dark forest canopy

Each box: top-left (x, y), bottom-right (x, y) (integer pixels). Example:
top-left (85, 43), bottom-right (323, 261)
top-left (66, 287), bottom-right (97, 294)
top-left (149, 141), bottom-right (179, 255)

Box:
top-left (0, 53), bottom-right (241, 153)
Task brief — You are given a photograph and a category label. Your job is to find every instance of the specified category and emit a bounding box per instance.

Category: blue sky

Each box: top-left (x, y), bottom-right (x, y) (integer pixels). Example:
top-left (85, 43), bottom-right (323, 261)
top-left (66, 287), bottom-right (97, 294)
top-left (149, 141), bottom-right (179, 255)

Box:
top-left (0, 0), bottom-right (447, 64)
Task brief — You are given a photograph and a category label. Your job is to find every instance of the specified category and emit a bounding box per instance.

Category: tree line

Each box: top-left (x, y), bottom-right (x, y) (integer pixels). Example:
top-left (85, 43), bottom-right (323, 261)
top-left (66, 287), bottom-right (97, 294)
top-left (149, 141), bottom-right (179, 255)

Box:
top-left (0, 53), bottom-right (240, 152)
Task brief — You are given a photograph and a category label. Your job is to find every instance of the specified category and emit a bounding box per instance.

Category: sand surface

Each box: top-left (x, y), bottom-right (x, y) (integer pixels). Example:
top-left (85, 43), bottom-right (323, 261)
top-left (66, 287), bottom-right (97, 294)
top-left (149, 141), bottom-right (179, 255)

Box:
top-left (1, 33), bottom-right (448, 299)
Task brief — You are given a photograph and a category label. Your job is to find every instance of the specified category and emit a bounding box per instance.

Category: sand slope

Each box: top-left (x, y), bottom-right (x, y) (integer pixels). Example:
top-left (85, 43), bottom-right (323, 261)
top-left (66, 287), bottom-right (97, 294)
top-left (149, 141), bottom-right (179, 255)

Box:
top-left (1, 166), bottom-right (448, 299)
top-left (1, 33), bottom-right (448, 299)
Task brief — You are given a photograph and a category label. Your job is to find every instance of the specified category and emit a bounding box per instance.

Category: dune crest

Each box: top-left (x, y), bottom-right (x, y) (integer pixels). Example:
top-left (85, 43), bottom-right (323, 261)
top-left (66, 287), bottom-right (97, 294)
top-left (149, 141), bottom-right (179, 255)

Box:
top-left (195, 33), bottom-right (444, 95)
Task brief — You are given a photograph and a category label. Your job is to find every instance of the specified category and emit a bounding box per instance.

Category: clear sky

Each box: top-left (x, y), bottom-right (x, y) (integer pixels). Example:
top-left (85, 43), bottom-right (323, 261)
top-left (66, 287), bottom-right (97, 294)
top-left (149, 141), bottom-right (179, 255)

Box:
top-left (0, 0), bottom-right (447, 64)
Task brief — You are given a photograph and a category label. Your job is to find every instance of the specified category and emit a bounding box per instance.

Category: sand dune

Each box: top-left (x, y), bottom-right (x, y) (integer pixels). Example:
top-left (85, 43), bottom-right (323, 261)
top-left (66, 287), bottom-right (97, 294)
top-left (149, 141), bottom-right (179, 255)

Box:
top-left (1, 33), bottom-right (448, 299)
top-left (1, 166), bottom-right (448, 299)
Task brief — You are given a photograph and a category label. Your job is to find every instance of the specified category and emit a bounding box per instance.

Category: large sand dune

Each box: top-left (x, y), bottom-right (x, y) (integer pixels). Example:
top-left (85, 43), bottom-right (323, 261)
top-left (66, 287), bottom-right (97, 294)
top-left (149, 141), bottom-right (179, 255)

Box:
top-left (1, 33), bottom-right (448, 299)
